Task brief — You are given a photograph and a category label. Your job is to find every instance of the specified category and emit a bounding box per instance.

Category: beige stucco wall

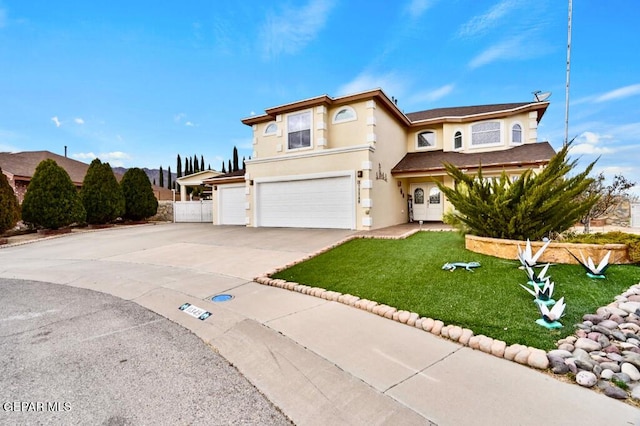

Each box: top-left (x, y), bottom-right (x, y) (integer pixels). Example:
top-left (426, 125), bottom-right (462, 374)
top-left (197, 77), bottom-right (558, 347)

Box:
top-left (407, 110), bottom-right (538, 154)
top-left (368, 103), bottom-right (412, 229)
top-left (251, 102), bottom-right (373, 159)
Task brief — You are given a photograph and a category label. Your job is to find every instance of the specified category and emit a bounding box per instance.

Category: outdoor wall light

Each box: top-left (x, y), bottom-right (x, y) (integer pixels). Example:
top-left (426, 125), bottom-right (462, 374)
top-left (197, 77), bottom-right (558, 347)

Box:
top-left (357, 170), bottom-right (363, 178)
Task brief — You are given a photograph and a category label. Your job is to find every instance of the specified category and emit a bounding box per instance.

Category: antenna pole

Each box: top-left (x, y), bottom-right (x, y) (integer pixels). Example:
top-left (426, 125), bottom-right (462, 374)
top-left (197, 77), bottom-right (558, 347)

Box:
top-left (564, 0), bottom-right (573, 146)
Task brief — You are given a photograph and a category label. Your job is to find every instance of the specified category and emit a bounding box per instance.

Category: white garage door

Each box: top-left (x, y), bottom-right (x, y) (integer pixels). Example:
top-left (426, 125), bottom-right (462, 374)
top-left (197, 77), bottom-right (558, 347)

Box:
top-left (256, 175), bottom-right (354, 229)
top-left (219, 185), bottom-right (245, 225)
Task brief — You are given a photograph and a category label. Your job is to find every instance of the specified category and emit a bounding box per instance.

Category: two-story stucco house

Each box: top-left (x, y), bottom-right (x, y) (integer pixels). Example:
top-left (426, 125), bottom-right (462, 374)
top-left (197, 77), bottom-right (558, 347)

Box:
top-left (205, 88), bottom-right (556, 230)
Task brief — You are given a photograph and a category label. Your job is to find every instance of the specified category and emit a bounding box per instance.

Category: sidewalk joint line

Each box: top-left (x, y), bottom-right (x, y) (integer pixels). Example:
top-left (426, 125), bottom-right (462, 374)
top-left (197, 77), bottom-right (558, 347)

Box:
top-left (382, 346), bottom-right (463, 394)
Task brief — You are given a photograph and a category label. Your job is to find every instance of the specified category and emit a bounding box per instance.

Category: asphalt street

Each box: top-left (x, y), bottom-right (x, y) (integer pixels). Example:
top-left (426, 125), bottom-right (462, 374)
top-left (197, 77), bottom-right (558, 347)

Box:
top-left (0, 278), bottom-right (291, 425)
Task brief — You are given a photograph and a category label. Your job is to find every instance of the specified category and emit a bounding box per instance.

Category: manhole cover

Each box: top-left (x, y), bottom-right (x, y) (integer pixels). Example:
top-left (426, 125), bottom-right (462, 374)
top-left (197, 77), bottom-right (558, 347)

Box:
top-left (211, 294), bottom-right (234, 302)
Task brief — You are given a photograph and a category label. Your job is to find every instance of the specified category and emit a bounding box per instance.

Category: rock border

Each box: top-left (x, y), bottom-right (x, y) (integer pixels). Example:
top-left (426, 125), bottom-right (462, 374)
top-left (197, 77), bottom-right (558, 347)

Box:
top-left (253, 230), bottom-right (640, 404)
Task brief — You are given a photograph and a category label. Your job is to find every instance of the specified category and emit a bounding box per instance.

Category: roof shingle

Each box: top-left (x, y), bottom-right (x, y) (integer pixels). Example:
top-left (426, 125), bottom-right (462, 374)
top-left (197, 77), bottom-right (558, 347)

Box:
top-left (391, 142), bottom-right (556, 175)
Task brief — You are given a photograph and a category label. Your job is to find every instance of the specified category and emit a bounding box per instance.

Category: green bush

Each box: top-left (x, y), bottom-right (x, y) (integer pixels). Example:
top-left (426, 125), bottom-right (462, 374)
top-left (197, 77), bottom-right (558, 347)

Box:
top-left (563, 231), bottom-right (640, 263)
top-left (121, 168), bottom-right (158, 221)
top-left (21, 159), bottom-right (86, 229)
top-left (437, 143), bottom-right (599, 240)
top-left (80, 159), bottom-right (125, 224)
top-left (0, 167), bottom-right (20, 234)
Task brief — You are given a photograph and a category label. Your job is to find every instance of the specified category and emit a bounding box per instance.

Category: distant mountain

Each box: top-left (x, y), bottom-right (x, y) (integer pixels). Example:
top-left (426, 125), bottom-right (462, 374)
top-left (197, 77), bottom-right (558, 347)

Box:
top-left (112, 167), bottom-right (177, 189)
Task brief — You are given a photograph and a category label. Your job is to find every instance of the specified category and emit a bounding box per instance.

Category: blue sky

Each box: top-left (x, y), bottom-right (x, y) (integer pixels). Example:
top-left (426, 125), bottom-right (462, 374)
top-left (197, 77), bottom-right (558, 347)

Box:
top-left (1, 0), bottom-right (639, 192)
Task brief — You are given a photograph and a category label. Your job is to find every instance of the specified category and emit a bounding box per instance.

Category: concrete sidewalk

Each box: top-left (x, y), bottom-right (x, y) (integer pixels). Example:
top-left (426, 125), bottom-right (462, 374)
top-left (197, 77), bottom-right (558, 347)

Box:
top-left (1, 223), bottom-right (638, 425)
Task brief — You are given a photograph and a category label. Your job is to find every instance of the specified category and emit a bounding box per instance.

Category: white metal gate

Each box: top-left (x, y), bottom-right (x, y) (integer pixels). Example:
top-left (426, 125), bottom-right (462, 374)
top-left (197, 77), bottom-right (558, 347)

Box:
top-left (174, 201), bottom-right (213, 223)
top-left (632, 203), bottom-right (640, 228)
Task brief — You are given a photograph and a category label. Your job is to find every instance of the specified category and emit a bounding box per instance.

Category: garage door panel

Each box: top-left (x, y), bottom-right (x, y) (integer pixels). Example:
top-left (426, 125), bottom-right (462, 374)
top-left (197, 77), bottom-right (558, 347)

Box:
top-left (219, 186), bottom-right (245, 225)
top-left (256, 176), bottom-right (353, 229)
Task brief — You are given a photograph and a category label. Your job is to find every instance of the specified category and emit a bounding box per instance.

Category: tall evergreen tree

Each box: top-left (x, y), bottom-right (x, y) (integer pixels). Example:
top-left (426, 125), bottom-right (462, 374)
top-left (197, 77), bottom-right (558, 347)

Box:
top-left (193, 154), bottom-right (199, 173)
top-left (242, 156), bottom-right (246, 170)
top-left (200, 155), bottom-right (205, 171)
top-left (0, 167), bottom-right (20, 233)
top-left (437, 143), bottom-right (599, 240)
top-left (184, 157), bottom-right (189, 175)
top-left (208, 163), bottom-right (211, 170)
top-left (80, 159), bottom-right (125, 225)
top-left (221, 162), bottom-right (226, 173)
top-left (21, 159), bottom-right (86, 229)
top-left (159, 166), bottom-right (164, 188)
top-left (120, 168), bottom-right (158, 221)
top-left (232, 146), bottom-right (239, 172)
top-left (228, 159), bottom-right (232, 174)
top-left (177, 154), bottom-right (182, 179)
top-left (167, 166), bottom-right (172, 189)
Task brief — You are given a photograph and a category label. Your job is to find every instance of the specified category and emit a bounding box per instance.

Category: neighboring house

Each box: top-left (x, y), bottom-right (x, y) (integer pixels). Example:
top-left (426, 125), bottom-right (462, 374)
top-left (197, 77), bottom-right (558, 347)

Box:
top-left (0, 151), bottom-right (91, 203)
top-left (175, 170), bottom-right (223, 201)
top-left (0, 150), bottom-right (171, 203)
top-left (204, 88), bottom-right (556, 230)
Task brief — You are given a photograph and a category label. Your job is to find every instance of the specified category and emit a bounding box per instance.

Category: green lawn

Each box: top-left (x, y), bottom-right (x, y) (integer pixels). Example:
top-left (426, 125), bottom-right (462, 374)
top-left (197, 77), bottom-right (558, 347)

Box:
top-left (272, 232), bottom-right (640, 350)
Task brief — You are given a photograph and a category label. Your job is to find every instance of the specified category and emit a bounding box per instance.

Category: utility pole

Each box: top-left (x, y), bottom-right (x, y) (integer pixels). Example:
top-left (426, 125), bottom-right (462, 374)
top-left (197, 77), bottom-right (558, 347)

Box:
top-left (564, 0), bottom-right (573, 146)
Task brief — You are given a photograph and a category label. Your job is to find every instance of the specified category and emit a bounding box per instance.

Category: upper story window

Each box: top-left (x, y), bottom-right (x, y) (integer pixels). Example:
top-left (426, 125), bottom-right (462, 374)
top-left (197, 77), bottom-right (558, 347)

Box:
top-left (417, 131), bottom-right (435, 149)
top-left (264, 122), bottom-right (278, 136)
top-left (332, 106), bottom-right (356, 123)
top-left (287, 111), bottom-right (311, 150)
top-left (471, 121), bottom-right (501, 146)
top-left (454, 131), bottom-right (463, 150)
top-left (511, 123), bottom-right (522, 144)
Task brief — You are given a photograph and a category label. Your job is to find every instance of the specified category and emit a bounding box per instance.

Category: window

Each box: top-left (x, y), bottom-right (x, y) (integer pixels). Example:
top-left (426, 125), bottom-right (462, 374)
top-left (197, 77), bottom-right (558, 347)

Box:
top-left (287, 111), bottom-right (311, 149)
top-left (264, 122), bottom-right (277, 136)
top-left (333, 106), bottom-right (356, 123)
top-left (414, 188), bottom-right (424, 204)
top-left (454, 131), bottom-right (462, 149)
top-left (429, 187), bottom-right (441, 204)
top-left (511, 123), bottom-right (522, 144)
top-left (417, 131), bottom-right (435, 148)
top-left (471, 121), bottom-right (501, 146)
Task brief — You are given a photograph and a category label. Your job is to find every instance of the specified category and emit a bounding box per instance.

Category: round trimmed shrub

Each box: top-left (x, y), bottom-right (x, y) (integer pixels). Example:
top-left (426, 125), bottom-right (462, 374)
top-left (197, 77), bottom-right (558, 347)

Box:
top-left (121, 168), bottom-right (158, 221)
top-left (80, 159), bottom-right (125, 224)
top-left (0, 167), bottom-right (20, 233)
top-left (21, 159), bottom-right (86, 229)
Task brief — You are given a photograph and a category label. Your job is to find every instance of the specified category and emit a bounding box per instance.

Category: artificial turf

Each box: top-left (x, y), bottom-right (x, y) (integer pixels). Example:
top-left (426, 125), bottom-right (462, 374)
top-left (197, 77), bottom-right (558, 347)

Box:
top-left (272, 231), bottom-right (640, 350)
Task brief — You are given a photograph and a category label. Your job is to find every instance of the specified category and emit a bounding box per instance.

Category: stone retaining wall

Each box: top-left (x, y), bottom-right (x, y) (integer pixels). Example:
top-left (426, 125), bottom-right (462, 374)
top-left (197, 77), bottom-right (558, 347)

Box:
top-left (465, 234), bottom-right (631, 265)
top-left (149, 200), bottom-right (173, 222)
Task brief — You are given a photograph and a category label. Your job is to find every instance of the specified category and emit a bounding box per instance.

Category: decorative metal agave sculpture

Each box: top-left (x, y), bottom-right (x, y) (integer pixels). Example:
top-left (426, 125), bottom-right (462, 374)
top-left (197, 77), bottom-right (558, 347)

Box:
top-left (517, 239), bottom-right (551, 268)
top-left (566, 249), bottom-right (612, 279)
top-left (520, 279), bottom-right (555, 306)
top-left (536, 297), bottom-right (566, 329)
top-left (523, 263), bottom-right (551, 286)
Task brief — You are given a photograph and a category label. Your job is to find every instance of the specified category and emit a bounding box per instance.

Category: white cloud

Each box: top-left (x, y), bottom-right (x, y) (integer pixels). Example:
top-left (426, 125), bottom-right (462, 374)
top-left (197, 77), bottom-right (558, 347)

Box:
top-left (51, 116), bottom-right (61, 128)
top-left (74, 117), bottom-right (85, 125)
top-left (458, 0), bottom-right (523, 38)
top-left (174, 113), bottom-right (186, 123)
top-left (336, 72), bottom-right (408, 98)
top-left (594, 84), bottom-right (640, 103)
top-left (185, 121), bottom-right (195, 127)
top-left (569, 131), bottom-right (615, 155)
top-left (72, 151), bottom-right (131, 167)
top-left (409, 84), bottom-right (455, 104)
top-left (72, 152), bottom-right (97, 160)
top-left (468, 35), bottom-right (526, 69)
top-left (404, 0), bottom-right (435, 19)
top-left (260, 0), bottom-right (335, 59)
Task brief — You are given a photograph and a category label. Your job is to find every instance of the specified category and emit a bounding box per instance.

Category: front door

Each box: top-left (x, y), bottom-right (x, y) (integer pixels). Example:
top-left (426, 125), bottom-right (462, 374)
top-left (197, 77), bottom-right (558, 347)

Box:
top-left (410, 183), bottom-right (443, 221)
